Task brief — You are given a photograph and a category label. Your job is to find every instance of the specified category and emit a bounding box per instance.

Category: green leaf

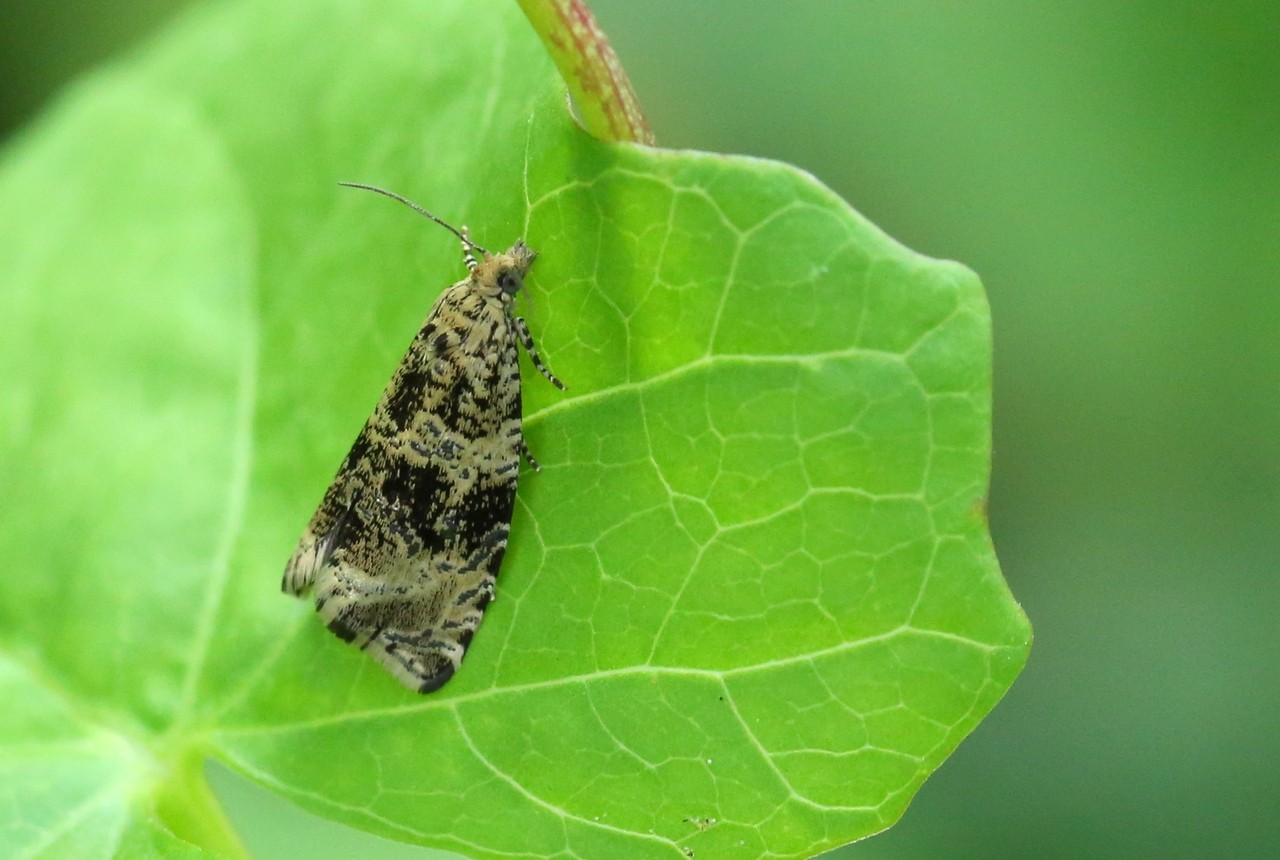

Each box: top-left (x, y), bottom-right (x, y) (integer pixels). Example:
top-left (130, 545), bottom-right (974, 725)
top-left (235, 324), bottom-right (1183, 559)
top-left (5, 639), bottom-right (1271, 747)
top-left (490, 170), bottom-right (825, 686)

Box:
top-left (0, 1), bottom-right (1030, 858)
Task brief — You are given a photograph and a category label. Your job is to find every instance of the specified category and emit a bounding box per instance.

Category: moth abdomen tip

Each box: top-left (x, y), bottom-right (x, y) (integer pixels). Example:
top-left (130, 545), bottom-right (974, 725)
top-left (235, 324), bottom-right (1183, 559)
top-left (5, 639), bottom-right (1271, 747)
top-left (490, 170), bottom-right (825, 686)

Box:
top-left (326, 617), bottom-right (360, 643)
top-left (417, 665), bottom-right (456, 694)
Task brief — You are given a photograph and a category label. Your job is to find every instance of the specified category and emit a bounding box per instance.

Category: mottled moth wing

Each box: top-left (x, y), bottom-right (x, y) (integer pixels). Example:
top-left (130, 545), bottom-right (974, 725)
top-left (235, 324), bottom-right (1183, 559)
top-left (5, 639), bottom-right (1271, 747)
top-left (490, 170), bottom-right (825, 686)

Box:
top-left (285, 238), bottom-right (560, 693)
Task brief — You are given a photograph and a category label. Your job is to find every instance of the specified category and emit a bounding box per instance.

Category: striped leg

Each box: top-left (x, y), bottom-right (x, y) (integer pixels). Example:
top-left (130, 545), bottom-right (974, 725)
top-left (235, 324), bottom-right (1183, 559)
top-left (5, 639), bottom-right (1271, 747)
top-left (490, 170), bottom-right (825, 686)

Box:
top-left (518, 438), bottom-right (542, 472)
top-left (514, 316), bottom-right (565, 390)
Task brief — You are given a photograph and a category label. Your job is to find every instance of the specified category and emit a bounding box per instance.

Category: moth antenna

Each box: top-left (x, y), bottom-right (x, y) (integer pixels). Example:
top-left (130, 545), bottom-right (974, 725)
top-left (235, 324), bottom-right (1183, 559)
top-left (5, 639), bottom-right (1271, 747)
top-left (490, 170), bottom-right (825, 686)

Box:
top-left (459, 226), bottom-right (480, 274)
top-left (339, 182), bottom-right (490, 257)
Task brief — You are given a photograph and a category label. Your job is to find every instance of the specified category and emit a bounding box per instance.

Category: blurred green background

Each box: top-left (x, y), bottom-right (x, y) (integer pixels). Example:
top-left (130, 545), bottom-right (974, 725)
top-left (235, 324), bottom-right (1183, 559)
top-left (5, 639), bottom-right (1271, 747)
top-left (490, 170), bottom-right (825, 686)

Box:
top-left (2, 1), bottom-right (1276, 858)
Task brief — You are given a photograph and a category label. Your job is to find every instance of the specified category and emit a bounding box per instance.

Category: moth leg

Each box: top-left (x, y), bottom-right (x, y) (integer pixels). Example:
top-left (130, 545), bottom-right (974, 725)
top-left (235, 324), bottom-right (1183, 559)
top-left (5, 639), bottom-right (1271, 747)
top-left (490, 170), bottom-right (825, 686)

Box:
top-left (514, 316), bottom-right (566, 390)
top-left (519, 438), bottom-right (542, 472)
top-left (460, 226), bottom-right (479, 273)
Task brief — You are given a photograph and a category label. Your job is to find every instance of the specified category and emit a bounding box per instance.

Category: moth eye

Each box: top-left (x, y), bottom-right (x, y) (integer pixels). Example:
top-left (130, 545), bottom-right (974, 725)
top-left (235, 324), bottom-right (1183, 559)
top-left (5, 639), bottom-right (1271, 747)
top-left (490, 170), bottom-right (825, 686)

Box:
top-left (498, 272), bottom-right (522, 295)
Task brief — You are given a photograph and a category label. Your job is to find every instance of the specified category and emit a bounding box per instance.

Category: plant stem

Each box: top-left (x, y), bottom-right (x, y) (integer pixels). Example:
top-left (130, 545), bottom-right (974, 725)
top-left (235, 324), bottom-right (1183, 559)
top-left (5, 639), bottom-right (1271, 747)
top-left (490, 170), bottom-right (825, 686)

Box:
top-left (516, 0), bottom-right (655, 145)
top-left (153, 746), bottom-right (249, 858)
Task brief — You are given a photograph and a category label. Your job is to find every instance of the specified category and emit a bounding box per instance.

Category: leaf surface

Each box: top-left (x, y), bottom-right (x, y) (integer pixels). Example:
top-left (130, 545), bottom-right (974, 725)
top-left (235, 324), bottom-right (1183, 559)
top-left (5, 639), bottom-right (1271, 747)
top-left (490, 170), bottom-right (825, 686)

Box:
top-left (0, 1), bottom-right (1030, 858)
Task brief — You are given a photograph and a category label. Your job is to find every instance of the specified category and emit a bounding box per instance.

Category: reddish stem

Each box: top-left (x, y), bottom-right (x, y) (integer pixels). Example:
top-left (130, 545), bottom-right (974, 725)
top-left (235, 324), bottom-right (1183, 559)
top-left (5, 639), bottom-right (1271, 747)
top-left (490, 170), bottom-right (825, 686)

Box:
top-left (517, 0), bottom-right (655, 145)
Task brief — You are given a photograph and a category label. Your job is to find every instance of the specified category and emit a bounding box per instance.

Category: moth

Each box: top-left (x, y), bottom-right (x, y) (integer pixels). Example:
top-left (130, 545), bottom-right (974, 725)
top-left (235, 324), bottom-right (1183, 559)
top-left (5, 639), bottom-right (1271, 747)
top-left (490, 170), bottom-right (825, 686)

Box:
top-left (283, 183), bottom-right (564, 693)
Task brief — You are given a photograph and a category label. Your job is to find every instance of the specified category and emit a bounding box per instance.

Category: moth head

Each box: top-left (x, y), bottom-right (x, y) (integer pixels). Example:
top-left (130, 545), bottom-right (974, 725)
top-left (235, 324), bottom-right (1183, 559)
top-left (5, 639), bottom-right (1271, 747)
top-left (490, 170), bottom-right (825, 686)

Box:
top-left (483, 241), bottom-right (537, 298)
top-left (499, 241), bottom-right (537, 294)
